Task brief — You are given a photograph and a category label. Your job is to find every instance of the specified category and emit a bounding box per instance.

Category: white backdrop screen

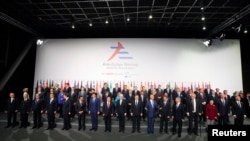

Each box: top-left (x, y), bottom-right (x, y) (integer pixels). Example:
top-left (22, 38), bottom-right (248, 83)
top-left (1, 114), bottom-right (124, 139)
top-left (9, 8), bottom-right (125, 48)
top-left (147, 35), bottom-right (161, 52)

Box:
top-left (33, 38), bottom-right (243, 95)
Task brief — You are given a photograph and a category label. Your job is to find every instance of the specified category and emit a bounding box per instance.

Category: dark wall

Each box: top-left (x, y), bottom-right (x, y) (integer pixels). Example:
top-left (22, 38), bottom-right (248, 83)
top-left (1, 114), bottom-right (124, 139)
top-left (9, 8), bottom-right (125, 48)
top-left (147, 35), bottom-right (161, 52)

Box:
top-left (0, 20), bottom-right (36, 111)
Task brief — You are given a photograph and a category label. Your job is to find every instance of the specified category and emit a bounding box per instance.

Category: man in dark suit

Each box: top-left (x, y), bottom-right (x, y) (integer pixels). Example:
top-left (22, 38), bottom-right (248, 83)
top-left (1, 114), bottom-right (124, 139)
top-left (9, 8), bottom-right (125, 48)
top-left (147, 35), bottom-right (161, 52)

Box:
top-left (172, 97), bottom-right (185, 137)
top-left (126, 89), bottom-right (134, 120)
top-left (131, 94), bottom-right (143, 133)
top-left (159, 95), bottom-right (171, 134)
top-left (69, 87), bottom-right (78, 118)
top-left (76, 95), bottom-right (86, 131)
top-left (102, 96), bottom-right (114, 132)
top-left (216, 93), bottom-right (230, 125)
top-left (139, 90), bottom-right (147, 121)
top-left (31, 93), bottom-right (44, 129)
top-left (186, 92), bottom-right (202, 135)
top-left (116, 92), bottom-right (127, 133)
top-left (89, 92), bottom-right (100, 131)
top-left (145, 94), bottom-right (158, 134)
top-left (4, 92), bottom-right (18, 128)
top-left (19, 92), bottom-right (31, 128)
top-left (45, 93), bottom-right (57, 130)
top-left (62, 93), bottom-right (71, 130)
top-left (232, 95), bottom-right (247, 125)
top-left (196, 88), bottom-right (208, 122)
top-left (112, 83), bottom-right (121, 100)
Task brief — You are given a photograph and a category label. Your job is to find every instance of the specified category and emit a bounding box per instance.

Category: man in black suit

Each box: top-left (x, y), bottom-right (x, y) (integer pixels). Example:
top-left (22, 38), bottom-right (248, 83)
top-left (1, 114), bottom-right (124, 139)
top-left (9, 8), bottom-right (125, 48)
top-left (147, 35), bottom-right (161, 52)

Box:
top-left (159, 95), bottom-right (171, 134)
top-left (216, 93), bottom-right (230, 125)
top-left (45, 93), bottom-right (57, 130)
top-left (89, 92), bottom-right (100, 131)
top-left (196, 88), bottom-right (208, 123)
top-left (62, 93), bottom-right (71, 130)
top-left (139, 90), bottom-right (147, 121)
top-left (116, 92), bottom-right (127, 133)
top-left (76, 95), bottom-right (86, 131)
top-left (4, 92), bottom-right (18, 128)
top-left (112, 83), bottom-right (121, 100)
top-left (172, 97), bottom-right (185, 137)
top-left (232, 95), bottom-right (247, 125)
top-left (130, 94), bottom-right (143, 133)
top-left (19, 92), bottom-right (31, 128)
top-left (126, 89), bottom-right (134, 120)
top-left (103, 96), bottom-right (114, 132)
top-left (186, 92), bottom-right (202, 135)
top-left (69, 87), bottom-right (78, 118)
top-left (31, 93), bottom-right (44, 129)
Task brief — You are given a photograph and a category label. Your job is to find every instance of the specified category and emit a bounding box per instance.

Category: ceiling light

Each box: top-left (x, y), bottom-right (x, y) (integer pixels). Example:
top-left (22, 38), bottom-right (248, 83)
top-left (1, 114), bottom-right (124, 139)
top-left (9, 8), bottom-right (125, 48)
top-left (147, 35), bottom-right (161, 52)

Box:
top-left (149, 15), bottom-right (153, 19)
top-left (105, 20), bottom-right (109, 24)
top-left (244, 29), bottom-right (248, 34)
top-left (201, 7), bottom-right (204, 10)
top-left (201, 16), bottom-right (205, 21)
top-left (89, 23), bottom-right (92, 27)
top-left (203, 39), bottom-right (212, 47)
top-left (202, 26), bottom-right (206, 30)
top-left (127, 17), bottom-right (130, 22)
top-left (71, 23), bottom-right (75, 29)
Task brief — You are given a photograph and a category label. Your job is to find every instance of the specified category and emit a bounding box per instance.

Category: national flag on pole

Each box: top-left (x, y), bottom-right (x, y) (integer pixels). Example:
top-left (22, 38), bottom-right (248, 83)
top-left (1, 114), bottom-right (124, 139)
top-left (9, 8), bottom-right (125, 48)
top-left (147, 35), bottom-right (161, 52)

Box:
top-left (190, 82), bottom-right (193, 92)
top-left (109, 81), bottom-right (113, 90)
top-left (96, 82), bottom-right (99, 93)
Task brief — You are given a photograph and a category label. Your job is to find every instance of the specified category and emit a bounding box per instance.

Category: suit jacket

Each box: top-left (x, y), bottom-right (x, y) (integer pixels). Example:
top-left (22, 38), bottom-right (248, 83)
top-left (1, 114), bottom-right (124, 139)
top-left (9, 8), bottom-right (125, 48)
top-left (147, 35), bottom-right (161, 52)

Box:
top-left (19, 99), bottom-right (31, 114)
top-left (89, 98), bottom-right (100, 113)
top-left (172, 103), bottom-right (185, 120)
top-left (145, 100), bottom-right (158, 118)
top-left (112, 87), bottom-right (121, 99)
top-left (196, 92), bottom-right (208, 103)
top-left (5, 98), bottom-right (19, 112)
top-left (62, 99), bottom-right (71, 115)
top-left (232, 101), bottom-right (246, 117)
top-left (186, 98), bottom-right (202, 114)
top-left (76, 100), bottom-right (86, 114)
top-left (159, 99), bottom-right (171, 117)
top-left (46, 98), bottom-right (57, 113)
top-left (139, 94), bottom-right (147, 107)
top-left (116, 99), bottom-right (127, 114)
top-left (102, 101), bottom-right (114, 116)
top-left (32, 99), bottom-right (44, 112)
top-left (131, 100), bottom-right (143, 116)
top-left (216, 99), bottom-right (230, 116)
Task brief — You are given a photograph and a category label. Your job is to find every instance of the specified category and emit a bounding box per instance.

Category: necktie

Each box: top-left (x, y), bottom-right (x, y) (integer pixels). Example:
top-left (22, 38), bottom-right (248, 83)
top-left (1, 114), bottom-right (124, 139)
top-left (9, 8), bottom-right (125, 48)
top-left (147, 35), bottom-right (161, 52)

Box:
top-left (120, 100), bottom-right (122, 105)
top-left (136, 100), bottom-right (138, 106)
top-left (107, 102), bottom-right (110, 108)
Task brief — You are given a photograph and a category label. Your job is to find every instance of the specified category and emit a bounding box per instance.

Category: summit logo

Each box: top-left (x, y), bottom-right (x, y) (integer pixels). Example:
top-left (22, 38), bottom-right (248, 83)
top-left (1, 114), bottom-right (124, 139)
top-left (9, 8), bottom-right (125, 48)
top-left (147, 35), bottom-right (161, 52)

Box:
top-left (107, 42), bottom-right (133, 61)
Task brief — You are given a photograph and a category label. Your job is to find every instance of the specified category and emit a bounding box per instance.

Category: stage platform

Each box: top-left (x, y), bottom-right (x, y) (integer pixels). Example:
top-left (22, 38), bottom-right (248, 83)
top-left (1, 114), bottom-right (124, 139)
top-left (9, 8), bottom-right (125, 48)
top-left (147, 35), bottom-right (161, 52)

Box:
top-left (0, 112), bottom-right (249, 141)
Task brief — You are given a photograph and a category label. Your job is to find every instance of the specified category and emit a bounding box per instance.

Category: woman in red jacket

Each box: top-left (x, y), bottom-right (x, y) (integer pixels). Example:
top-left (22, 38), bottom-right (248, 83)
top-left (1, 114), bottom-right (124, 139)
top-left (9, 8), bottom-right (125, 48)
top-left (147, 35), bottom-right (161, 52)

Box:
top-left (205, 99), bottom-right (217, 132)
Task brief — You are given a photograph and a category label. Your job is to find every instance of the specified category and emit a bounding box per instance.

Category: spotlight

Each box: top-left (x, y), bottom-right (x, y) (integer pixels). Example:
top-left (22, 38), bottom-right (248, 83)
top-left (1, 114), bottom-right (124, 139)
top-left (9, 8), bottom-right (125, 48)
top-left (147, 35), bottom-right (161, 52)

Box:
top-left (127, 17), bottom-right (130, 22)
top-left (36, 39), bottom-right (43, 45)
top-left (89, 23), bottom-right (92, 27)
top-left (202, 26), bottom-right (206, 30)
top-left (201, 16), bottom-right (205, 21)
top-left (203, 39), bottom-right (212, 47)
top-left (105, 20), bottom-right (109, 24)
top-left (232, 24), bottom-right (242, 33)
top-left (218, 33), bottom-right (226, 41)
top-left (201, 7), bottom-right (204, 10)
top-left (244, 29), bottom-right (248, 34)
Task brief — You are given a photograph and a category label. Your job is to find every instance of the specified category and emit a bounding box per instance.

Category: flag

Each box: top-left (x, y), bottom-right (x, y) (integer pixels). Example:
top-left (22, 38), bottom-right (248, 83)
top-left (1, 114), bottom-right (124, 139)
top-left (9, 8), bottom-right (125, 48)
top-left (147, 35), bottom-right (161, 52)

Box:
top-left (61, 80), bottom-right (64, 89)
top-left (202, 81), bottom-right (204, 90)
top-left (109, 81), bottom-right (112, 90)
top-left (190, 82), bottom-right (193, 92)
top-left (181, 82), bottom-right (184, 91)
top-left (76, 80), bottom-right (79, 88)
top-left (96, 82), bottom-right (99, 93)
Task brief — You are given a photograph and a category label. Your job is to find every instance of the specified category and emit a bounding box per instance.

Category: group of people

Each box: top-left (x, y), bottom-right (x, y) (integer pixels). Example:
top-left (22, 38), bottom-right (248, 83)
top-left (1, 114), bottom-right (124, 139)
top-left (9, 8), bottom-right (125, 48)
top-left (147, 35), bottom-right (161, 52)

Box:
top-left (4, 83), bottom-right (250, 138)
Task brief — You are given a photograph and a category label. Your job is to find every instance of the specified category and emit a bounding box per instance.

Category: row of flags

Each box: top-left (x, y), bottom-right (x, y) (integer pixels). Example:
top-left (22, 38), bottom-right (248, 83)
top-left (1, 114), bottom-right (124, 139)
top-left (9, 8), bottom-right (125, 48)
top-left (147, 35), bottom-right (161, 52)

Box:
top-left (36, 79), bottom-right (211, 93)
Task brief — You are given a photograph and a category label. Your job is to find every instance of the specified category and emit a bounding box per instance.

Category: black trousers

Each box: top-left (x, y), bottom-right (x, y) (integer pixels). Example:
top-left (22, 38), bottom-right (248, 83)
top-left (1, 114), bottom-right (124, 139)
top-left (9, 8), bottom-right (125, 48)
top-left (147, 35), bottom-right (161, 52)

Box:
top-left (104, 115), bottom-right (112, 131)
top-left (188, 113), bottom-right (199, 134)
top-left (33, 111), bottom-right (42, 127)
top-left (20, 113), bottom-right (29, 127)
top-left (218, 115), bottom-right (228, 125)
top-left (63, 114), bottom-right (71, 129)
top-left (172, 118), bottom-right (183, 135)
top-left (7, 111), bottom-right (17, 126)
top-left (118, 114), bottom-right (125, 131)
top-left (132, 116), bottom-right (141, 131)
top-left (234, 115), bottom-right (244, 125)
top-left (159, 116), bottom-right (169, 132)
top-left (78, 113), bottom-right (86, 129)
top-left (47, 112), bottom-right (55, 128)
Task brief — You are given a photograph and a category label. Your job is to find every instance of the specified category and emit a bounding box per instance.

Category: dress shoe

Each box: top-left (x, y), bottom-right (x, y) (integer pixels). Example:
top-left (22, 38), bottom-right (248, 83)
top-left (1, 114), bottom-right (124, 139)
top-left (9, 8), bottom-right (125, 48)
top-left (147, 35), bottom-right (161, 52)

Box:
top-left (12, 125), bottom-right (16, 128)
top-left (61, 128), bottom-right (65, 130)
top-left (104, 129), bottom-right (108, 132)
top-left (83, 127), bottom-right (85, 131)
top-left (178, 134), bottom-right (181, 137)
top-left (159, 131), bottom-right (162, 134)
top-left (137, 130), bottom-right (141, 133)
top-left (19, 126), bottom-right (24, 128)
top-left (94, 128), bottom-right (97, 131)
top-left (172, 132), bottom-right (176, 135)
top-left (32, 126), bottom-right (37, 129)
top-left (132, 130), bottom-right (135, 133)
top-left (46, 127), bottom-right (50, 130)
top-left (5, 125), bottom-right (11, 128)
top-left (89, 128), bottom-right (94, 131)
top-left (78, 127), bottom-right (81, 131)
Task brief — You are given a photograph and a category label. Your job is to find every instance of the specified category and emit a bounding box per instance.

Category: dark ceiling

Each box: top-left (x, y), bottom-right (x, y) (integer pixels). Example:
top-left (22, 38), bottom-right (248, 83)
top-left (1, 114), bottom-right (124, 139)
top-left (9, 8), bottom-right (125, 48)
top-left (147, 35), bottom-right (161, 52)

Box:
top-left (1, 0), bottom-right (250, 38)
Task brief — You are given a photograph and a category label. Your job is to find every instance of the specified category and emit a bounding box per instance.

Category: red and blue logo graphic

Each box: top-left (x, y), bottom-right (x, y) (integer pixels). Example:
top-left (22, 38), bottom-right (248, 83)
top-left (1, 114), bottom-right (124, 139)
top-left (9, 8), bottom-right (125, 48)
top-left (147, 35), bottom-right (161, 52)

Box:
top-left (108, 42), bottom-right (133, 61)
